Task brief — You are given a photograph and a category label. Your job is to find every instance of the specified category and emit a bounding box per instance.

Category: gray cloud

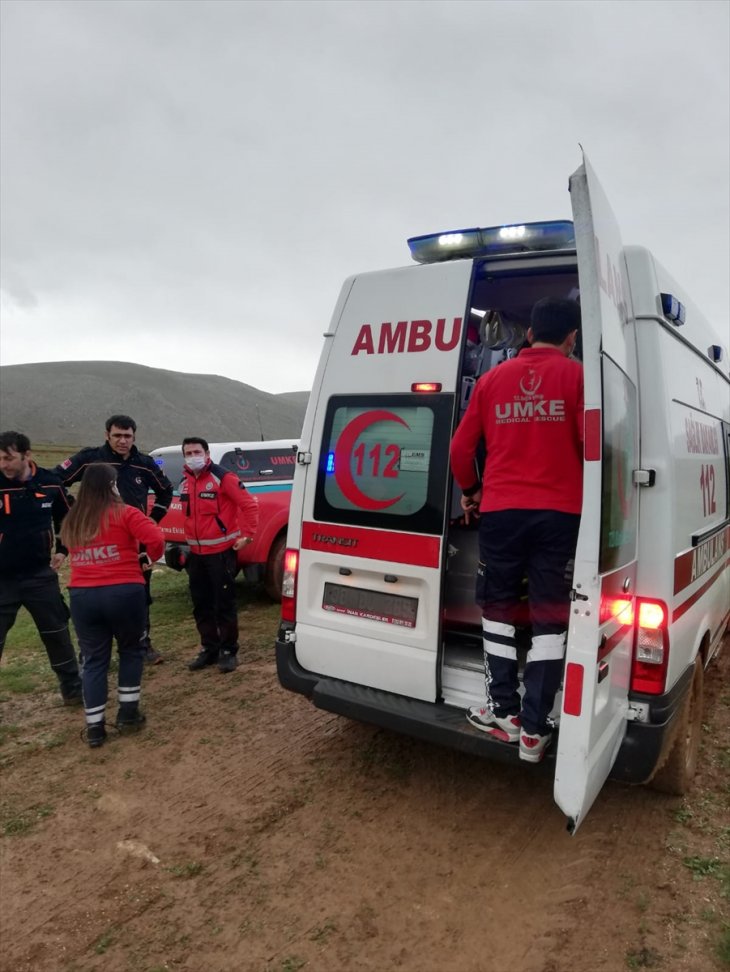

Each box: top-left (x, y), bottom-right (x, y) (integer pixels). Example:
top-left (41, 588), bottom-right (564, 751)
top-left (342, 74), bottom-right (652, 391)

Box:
top-left (1, 0), bottom-right (728, 391)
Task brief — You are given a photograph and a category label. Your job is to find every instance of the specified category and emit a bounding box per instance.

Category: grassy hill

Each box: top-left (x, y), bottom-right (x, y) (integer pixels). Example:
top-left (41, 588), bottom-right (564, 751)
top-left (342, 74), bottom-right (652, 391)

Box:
top-left (0, 361), bottom-right (308, 451)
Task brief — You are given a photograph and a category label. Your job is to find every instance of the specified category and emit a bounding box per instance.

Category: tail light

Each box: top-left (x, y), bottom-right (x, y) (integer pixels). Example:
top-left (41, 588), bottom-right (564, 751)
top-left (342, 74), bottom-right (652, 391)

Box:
top-left (630, 598), bottom-right (669, 694)
top-left (281, 548), bottom-right (299, 623)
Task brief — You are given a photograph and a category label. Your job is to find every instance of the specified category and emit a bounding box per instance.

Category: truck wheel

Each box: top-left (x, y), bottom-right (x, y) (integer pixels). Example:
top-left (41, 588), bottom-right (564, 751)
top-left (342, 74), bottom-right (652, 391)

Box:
top-left (263, 534), bottom-right (286, 602)
top-left (649, 655), bottom-right (704, 796)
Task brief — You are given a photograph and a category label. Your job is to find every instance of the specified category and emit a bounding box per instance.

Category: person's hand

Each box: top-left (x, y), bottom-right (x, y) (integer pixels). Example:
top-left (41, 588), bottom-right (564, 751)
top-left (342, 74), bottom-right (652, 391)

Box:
top-left (51, 552), bottom-right (66, 572)
top-left (233, 536), bottom-right (253, 551)
top-left (460, 491), bottom-right (481, 525)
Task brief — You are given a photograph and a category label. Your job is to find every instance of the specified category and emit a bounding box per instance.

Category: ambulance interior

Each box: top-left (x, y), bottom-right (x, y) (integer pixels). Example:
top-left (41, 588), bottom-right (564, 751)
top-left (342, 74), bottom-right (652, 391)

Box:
top-left (441, 262), bottom-right (581, 714)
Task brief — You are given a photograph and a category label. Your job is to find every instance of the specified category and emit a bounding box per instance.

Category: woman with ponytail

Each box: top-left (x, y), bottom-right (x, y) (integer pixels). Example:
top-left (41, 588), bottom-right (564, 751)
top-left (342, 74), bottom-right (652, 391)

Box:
top-left (61, 463), bottom-right (164, 748)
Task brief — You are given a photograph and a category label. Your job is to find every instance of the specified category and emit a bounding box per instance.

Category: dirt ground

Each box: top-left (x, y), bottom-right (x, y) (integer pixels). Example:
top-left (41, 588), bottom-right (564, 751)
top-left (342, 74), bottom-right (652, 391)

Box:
top-left (1, 605), bottom-right (728, 972)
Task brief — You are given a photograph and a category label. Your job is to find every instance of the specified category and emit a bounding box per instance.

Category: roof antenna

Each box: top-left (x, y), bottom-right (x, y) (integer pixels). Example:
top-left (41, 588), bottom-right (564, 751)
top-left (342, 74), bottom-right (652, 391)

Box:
top-left (255, 404), bottom-right (265, 441)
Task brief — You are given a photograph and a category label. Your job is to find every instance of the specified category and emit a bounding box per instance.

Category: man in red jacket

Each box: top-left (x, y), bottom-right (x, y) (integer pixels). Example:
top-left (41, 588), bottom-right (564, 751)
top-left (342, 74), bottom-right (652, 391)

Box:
top-left (450, 297), bottom-right (584, 763)
top-left (180, 437), bottom-right (259, 673)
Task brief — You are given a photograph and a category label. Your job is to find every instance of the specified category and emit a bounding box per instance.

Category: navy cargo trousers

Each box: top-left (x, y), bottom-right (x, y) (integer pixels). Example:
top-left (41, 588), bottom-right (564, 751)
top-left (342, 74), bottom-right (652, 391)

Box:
top-left (477, 509), bottom-right (581, 736)
top-left (69, 584), bottom-right (147, 726)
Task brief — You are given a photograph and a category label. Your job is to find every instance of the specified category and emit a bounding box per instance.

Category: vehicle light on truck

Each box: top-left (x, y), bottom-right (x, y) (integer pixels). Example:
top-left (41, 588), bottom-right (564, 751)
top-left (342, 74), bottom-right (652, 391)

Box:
top-left (407, 220), bottom-right (576, 263)
top-left (281, 548), bottom-right (299, 623)
top-left (630, 598), bottom-right (669, 695)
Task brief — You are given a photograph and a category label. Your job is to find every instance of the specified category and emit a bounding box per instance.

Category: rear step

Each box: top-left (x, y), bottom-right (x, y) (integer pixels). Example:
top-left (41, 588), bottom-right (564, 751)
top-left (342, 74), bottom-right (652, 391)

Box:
top-left (312, 676), bottom-right (556, 772)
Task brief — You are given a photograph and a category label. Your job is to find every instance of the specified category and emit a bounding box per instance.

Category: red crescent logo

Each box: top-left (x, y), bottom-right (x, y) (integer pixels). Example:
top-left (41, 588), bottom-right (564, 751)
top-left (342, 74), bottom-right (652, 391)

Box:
top-left (334, 410), bottom-right (408, 510)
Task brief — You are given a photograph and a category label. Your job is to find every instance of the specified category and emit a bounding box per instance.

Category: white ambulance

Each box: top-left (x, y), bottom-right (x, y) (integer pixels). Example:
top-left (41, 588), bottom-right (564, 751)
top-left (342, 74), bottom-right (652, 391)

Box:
top-left (276, 154), bottom-right (730, 833)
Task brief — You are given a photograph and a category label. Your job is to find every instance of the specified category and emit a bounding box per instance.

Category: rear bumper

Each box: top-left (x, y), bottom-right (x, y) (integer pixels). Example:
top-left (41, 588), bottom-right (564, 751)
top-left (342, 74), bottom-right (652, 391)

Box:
top-left (609, 663), bottom-right (694, 784)
top-left (277, 628), bottom-right (694, 786)
top-left (275, 633), bottom-right (552, 773)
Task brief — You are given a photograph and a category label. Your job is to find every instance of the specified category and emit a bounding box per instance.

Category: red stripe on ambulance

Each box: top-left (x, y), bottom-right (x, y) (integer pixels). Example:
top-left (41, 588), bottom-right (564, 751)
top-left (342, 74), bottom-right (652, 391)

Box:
top-left (301, 521), bottom-right (440, 568)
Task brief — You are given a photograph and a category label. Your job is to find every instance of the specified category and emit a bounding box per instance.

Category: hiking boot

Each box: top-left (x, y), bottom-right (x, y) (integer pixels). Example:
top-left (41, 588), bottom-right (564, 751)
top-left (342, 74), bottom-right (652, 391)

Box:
top-left (144, 647), bottom-right (164, 665)
top-left (466, 707), bottom-right (521, 742)
top-left (86, 723), bottom-right (107, 749)
top-left (217, 651), bottom-right (239, 673)
top-left (61, 687), bottom-right (83, 707)
top-left (115, 703), bottom-right (147, 734)
top-left (519, 730), bottom-right (552, 763)
top-left (188, 649), bottom-right (218, 671)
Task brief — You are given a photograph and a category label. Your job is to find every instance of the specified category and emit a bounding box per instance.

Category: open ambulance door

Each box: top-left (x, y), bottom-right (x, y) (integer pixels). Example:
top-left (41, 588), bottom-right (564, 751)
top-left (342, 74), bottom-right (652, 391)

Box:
top-left (554, 154), bottom-right (640, 833)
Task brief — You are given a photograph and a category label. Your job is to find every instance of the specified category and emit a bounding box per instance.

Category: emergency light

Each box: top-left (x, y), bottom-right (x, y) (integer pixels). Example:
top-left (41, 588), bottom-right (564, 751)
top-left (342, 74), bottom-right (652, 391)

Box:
top-left (407, 220), bottom-right (575, 264)
top-left (660, 292), bottom-right (686, 326)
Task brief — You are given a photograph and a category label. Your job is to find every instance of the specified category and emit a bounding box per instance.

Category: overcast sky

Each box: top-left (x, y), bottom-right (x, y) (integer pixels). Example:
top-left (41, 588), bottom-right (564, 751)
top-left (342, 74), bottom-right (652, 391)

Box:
top-left (1, 0), bottom-right (728, 394)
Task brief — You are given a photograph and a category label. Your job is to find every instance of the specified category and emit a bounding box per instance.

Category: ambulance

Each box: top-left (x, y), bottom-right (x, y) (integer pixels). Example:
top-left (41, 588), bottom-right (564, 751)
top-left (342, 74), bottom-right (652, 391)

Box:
top-left (150, 439), bottom-right (298, 600)
top-left (275, 154), bottom-right (730, 832)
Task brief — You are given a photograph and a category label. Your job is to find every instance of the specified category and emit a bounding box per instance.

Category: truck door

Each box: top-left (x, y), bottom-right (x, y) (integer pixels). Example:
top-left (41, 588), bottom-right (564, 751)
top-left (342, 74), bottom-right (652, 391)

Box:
top-left (554, 154), bottom-right (640, 833)
top-left (292, 260), bottom-right (473, 702)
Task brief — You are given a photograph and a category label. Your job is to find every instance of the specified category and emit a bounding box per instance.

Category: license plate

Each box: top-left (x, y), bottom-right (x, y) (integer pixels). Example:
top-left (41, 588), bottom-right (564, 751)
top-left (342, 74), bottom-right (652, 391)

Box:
top-left (322, 583), bottom-right (418, 628)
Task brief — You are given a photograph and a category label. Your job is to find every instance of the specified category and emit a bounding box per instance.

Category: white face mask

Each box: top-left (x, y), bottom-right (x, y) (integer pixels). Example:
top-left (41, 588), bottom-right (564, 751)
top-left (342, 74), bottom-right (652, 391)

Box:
top-left (186, 455), bottom-right (207, 471)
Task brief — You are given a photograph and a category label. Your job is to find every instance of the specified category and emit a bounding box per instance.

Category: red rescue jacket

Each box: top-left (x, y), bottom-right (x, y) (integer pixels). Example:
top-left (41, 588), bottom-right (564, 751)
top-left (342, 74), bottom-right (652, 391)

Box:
top-left (181, 461), bottom-right (259, 556)
top-left (450, 346), bottom-right (584, 515)
top-left (68, 505), bottom-right (164, 588)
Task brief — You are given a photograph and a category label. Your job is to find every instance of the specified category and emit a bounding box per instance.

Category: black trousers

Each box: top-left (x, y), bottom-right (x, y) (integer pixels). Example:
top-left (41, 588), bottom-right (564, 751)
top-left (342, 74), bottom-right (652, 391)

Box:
top-left (69, 584), bottom-right (146, 725)
top-left (0, 567), bottom-right (81, 696)
top-left (477, 509), bottom-right (581, 735)
top-left (186, 548), bottom-right (239, 655)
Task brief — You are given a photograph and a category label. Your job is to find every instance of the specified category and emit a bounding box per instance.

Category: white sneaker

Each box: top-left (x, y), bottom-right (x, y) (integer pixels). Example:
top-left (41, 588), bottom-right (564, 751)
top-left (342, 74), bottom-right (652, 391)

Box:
top-left (466, 707), bottom-right (521, 743)
top-left (519, 730), bottom-right (552, 763)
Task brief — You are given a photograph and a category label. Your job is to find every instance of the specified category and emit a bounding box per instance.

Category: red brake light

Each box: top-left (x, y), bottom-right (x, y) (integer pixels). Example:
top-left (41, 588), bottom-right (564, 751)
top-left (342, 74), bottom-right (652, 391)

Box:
top-left (638, 601), bottom-right (664, 630)
top-left (631, 598), bottom-right (669, 695)
top-left (600, 596), bottom-right (634, 626)
top-left (281, 548), bottom-right (299, 623)
top-left (411, 382), bottom-right (442, 393)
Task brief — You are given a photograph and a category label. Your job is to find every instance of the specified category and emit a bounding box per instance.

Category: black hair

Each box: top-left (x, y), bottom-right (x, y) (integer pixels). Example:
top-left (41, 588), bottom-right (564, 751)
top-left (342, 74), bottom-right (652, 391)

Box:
top-left (530, 298), bottom-right (581, 345)
top-left (182, 437), bottom-right (209, 453)
top-left (0, 431), bottom-right (31, 454)
top-left (105, 415), bottom-right (137, 433)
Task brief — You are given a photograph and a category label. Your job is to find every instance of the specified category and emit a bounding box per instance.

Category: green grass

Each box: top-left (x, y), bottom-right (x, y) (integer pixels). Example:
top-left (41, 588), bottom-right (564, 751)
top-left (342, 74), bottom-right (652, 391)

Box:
top-left (167, 861), bottom-right (204, 879)
top-left (1, 803), bottom-right (54, 837)
top-left (717, 923), bottom-right (730, 966)
top-left (0, 564), bottom-right (280, 701)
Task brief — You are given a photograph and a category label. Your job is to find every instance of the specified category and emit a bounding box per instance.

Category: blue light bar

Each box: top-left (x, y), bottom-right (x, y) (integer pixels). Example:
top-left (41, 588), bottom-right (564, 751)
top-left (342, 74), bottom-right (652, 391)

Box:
top-left (660, 292), bottom-right (686, 326)
top-left (407, 221), bottom-right (575, 264)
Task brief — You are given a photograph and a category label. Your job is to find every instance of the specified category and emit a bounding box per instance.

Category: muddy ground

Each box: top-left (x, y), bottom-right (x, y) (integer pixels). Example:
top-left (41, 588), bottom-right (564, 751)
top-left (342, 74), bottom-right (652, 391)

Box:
top-left (0, 585), bottom-right (728, 972)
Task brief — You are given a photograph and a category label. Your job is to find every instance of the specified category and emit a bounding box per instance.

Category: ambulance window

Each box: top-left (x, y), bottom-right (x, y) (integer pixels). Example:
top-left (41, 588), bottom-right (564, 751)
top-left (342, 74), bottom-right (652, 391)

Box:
top-left (154, 453), bottom-right (184, 490)
top-left (600, 359), bottom-right (639, 572)
top-left (221, 449), bottom-right (296, 483)
top-left (314, 394), bottom-right (454, 534)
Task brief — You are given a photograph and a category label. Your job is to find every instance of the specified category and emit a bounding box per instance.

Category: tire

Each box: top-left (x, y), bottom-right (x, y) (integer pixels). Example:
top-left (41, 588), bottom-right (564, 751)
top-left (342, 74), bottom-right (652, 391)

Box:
top-left (263, 534), bottom-right (286, 602)
top-left (649, 655), bottom-right (704, 796)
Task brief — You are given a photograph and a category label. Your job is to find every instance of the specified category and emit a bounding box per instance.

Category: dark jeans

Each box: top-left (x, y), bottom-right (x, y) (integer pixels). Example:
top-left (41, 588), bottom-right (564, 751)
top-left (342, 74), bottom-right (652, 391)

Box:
top-left (0, 567), bottom-right (81, 696)
top-left (69, 584), bottom-right (147, 725)
top-left (478, 509), bottom-right (581, 735)
top-left (186, 548), bottom-right (239, 656)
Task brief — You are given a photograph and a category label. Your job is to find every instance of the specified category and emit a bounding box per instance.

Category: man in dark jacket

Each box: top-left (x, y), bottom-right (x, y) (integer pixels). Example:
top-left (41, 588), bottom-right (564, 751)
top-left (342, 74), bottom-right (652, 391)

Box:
top-left (55, 415), bottom-right (173, 664)
top-left (0, 431), bottom-right (82, 704)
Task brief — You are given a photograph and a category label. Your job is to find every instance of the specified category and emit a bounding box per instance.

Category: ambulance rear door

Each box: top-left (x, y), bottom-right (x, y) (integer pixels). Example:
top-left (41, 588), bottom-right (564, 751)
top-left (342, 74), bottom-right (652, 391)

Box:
top-left (554, 154), bottom-right (640, 832)
top-left (292, 260), bottom-right (473, 702)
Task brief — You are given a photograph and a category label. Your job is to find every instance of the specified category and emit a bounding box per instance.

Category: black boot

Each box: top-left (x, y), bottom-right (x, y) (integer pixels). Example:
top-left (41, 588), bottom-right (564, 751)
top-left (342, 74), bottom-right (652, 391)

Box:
top-left (188, 648), bottom-right (218, 670)
top-left (86, 722), bottom-right (107, 749)
top-left (115, 702), bottom-right (147, 734)
top-left (60, 681), bottom-right (83, 706)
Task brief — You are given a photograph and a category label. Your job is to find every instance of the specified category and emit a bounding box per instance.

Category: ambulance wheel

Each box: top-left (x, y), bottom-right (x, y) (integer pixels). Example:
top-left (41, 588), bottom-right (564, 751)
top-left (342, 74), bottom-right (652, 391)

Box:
top-left (650, 655), bottom-right (704, 796)
top-left (263, 534), bottom-right (286, 602)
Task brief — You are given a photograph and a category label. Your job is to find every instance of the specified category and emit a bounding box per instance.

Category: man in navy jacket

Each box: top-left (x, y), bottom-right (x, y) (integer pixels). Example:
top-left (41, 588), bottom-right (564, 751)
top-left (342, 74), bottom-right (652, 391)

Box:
top-left (0, 431), bottom-right (82, 703)
top-left (55, 414), bottom-right (173, 664)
